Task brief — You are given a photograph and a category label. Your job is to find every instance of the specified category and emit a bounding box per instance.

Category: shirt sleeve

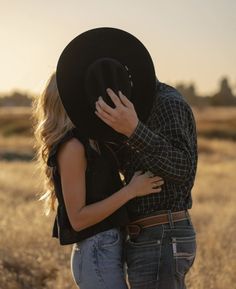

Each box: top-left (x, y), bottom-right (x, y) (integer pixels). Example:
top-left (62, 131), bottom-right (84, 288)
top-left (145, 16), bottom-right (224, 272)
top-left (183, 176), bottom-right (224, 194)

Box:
top-left (124, 97), bottom-right (196, 183)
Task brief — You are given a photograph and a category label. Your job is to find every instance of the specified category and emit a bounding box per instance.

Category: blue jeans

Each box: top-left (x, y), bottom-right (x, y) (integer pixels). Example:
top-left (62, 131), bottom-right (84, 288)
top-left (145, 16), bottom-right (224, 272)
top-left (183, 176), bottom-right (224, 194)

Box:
top-left (71, 228), bottom-right (128, 289)
top-left (125, 217), bottom-right (197, 289)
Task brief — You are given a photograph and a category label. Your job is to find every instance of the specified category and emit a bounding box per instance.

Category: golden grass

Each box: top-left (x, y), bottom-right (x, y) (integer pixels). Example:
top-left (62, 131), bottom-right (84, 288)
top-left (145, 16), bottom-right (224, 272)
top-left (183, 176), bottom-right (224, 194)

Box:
top-left (0, 106), bottom-right (236, 288)
top-left (0, 135), bottom-right (33, 151)
top-left (1, 106), bottom-right (236, 140)
top-left (0, 138), bottom-right (235, 289)
top-left (186, 139), bottom-right (236, 289)
top-left (192, 107), bottom-right (236, 140)
top-left (0, 161), bottom-right (74, 289)
top-left (0, 107), bottom-right (33, 140)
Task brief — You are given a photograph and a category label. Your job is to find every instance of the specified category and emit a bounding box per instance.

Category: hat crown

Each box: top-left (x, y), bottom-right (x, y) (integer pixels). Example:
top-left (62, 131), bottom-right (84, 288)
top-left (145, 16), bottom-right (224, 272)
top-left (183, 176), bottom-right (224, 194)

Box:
top-left (85, 57), bottom-right (132, 109)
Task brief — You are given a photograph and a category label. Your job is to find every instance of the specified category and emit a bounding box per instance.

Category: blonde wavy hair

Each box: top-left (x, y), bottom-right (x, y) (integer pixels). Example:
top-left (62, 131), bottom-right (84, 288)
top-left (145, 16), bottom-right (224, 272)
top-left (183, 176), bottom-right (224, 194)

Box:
top-left (32, 73), bottom-right (75, 215)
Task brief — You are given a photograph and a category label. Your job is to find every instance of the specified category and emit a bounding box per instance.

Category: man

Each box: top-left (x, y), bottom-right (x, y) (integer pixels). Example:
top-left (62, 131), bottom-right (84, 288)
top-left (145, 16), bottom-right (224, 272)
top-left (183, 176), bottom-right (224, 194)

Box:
top-left (95, 81), bottom-right (198, 289)
top-left (56, 27), bottom-right (197, 289)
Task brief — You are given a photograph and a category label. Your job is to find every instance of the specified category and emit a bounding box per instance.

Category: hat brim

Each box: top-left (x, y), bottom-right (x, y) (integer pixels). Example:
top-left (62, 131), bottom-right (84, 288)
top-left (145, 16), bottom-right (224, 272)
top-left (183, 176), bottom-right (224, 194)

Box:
top-left (56, 27), bottom-right (156, 141)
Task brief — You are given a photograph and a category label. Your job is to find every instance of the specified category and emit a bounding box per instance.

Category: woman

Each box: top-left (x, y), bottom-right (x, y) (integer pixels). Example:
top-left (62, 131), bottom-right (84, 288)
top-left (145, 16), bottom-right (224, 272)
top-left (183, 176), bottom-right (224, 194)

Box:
top-left (32, 73), bottom-right (164, 289)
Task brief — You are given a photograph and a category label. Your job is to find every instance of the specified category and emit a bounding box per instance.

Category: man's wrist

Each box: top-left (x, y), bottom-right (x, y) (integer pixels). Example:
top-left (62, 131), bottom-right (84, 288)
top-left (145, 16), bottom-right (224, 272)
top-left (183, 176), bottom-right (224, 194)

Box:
top-left (124, 119), bottom-right (139, 138)
top-left (124, 120), bottom-right (155, 153)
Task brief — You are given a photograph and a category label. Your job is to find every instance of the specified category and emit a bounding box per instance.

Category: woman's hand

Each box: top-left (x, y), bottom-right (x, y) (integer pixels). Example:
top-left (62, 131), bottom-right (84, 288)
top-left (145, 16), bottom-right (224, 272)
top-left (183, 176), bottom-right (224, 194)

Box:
top-left (126, 171), bottom-right (164, 198)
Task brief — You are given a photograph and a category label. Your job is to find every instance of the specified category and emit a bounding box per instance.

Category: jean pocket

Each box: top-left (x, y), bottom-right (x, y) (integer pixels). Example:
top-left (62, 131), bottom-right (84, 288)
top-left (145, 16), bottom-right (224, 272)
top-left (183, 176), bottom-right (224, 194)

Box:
top-left (126, 239), bottom-right (162, 286)
top-left (127, 238), bottom-right (160, 247)
top-left (172, 235), bottom-right (196, 278)
top-left (98, 230), bottom-right (120, 248)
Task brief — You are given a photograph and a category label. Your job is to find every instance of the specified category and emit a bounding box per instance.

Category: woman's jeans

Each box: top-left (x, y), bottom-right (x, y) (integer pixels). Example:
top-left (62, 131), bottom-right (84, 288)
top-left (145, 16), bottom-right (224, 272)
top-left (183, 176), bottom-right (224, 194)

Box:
top-left (125, 218), bottom-right (197, 289)
top-left (71, 227), bottom-right (128, 289)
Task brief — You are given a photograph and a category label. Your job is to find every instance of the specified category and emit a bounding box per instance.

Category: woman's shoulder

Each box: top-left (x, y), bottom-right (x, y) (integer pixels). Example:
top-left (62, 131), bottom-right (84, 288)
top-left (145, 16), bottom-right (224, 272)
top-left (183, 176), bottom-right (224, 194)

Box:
top-left (56, 137), bottom-right (86, 174)
top-left (47, 128), bottom-right (86, 167)
top-left (57, 136), bottom-right (85, 161)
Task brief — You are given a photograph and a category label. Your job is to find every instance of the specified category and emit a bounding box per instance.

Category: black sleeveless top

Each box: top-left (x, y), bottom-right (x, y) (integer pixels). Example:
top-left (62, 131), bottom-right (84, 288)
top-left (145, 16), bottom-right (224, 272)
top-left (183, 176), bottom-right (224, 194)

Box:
top-left (47, 128), bottom-right (130, 245)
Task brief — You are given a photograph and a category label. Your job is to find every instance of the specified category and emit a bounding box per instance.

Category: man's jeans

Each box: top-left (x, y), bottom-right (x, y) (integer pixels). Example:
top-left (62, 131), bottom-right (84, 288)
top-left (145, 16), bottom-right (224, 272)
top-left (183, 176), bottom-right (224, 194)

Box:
top-left (124, 217), bottom-right (196, 289)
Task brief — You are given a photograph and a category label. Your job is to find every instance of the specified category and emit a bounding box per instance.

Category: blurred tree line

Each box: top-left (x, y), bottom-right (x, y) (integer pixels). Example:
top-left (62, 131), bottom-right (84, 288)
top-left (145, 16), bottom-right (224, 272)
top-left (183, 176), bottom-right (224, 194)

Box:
top-left (176, 77), bottom-right (236, 107)
top-left (0, 77), bottom-right (235, 107)
top-left (0, 91), bottom-right (32, 107)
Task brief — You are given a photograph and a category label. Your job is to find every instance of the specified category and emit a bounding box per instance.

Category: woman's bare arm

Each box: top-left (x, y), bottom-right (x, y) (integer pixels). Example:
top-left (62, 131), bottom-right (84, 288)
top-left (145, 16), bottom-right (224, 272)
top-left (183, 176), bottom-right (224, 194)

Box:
top-left (57, 138), bottom-right (163, 232)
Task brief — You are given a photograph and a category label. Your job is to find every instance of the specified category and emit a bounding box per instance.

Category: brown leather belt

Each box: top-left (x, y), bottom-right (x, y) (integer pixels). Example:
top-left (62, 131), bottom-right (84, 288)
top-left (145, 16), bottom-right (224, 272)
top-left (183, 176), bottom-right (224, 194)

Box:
top-left (126, 210), bottom-right (189, 237)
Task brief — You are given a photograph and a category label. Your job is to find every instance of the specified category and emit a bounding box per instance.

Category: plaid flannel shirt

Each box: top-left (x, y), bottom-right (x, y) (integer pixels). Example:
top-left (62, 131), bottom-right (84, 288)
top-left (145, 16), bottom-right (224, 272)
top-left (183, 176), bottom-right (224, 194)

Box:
top-left (113, 82), bottom-right (198, 220)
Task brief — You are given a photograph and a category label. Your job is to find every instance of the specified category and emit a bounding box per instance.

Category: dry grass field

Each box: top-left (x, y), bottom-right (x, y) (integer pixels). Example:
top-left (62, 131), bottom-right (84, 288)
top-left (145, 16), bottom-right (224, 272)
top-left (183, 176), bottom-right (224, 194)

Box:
top-left (0, 106), bottom-right (236, 289)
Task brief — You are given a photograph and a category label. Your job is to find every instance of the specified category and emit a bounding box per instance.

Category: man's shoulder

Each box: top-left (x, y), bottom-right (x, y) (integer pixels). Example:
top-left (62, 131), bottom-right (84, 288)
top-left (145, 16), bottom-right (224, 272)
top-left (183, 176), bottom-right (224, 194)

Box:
top-left (150, 82), bottom-right (195, 122)
top-left (157, 82), bottom-right (186, 104)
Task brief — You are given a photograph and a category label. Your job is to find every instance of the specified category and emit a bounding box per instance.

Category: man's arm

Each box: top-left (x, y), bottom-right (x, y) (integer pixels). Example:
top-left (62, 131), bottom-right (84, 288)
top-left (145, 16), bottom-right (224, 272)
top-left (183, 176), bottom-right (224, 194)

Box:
top-left (124, 97), bottom-right (195, 182)
top-left (95, 88), bottom-right (196, 183)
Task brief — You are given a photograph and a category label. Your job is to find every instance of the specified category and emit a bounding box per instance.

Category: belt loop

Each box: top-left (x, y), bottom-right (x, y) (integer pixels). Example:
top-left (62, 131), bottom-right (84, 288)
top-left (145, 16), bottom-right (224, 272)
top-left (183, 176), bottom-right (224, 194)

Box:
top-left (185, 210), bottom-right (193, 226)
top-left (167, 210), bottom-right (174, 228)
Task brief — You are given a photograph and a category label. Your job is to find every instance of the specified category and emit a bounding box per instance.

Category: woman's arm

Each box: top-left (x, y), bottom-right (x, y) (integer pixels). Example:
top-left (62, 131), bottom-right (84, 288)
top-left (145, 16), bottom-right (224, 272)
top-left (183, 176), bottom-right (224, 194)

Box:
top-left (57, 138), bottom-right (163, 232)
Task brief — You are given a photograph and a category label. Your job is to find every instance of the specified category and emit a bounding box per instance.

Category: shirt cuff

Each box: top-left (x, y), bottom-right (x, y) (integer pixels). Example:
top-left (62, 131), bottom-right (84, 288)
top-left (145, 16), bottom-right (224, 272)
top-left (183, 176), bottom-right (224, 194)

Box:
top-left (124, 120), bottom-right (155, 153)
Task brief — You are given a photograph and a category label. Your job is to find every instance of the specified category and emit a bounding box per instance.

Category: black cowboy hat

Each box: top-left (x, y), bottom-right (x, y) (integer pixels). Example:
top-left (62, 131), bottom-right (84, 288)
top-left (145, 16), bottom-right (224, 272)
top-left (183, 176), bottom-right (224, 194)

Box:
top-left (56, 27), bottom-right (156, 141)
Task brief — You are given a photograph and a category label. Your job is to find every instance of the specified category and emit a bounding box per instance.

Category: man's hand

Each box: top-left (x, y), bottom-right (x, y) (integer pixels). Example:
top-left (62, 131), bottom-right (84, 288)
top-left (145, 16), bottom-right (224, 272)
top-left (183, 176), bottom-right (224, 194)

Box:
top-left (95, 88), bottom-right (139, 137)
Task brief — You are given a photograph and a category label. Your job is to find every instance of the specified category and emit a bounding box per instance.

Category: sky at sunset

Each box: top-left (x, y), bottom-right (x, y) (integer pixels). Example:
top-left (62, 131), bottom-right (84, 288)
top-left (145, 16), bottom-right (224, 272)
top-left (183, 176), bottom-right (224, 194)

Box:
top-left (0, 0), bottom-right (235, 96)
